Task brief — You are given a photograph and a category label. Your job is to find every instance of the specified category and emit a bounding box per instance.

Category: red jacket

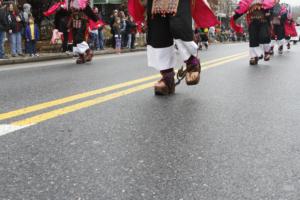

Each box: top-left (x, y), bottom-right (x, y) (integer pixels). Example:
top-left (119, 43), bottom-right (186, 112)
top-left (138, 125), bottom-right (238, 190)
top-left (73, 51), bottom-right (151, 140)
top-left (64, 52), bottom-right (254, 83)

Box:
top-left (88, 19), bottom-right (105, 31)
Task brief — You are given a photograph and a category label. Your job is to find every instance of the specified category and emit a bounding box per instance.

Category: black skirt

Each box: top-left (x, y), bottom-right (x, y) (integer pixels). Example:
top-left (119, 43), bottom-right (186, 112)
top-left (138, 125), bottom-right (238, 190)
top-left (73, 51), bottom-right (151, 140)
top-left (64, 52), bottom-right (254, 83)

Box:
top-left (248, 20), bottom-right (271, 47)
top-left (147, 0), bottom-right (194, 48)
top-left (272, 24), bottom-right (285, 40)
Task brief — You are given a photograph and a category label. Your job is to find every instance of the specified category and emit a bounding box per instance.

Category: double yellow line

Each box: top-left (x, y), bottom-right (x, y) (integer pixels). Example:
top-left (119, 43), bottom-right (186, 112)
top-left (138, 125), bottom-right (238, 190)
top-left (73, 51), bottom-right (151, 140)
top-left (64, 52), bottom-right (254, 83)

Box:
top-left (0, 52), bottom-right (247, 128)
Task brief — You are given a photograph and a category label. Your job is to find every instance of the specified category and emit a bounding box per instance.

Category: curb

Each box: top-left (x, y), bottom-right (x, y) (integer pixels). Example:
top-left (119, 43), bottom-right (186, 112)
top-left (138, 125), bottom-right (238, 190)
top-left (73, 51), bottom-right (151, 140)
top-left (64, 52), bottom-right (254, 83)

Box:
top-left (0, 48), bottom-right (146, 66)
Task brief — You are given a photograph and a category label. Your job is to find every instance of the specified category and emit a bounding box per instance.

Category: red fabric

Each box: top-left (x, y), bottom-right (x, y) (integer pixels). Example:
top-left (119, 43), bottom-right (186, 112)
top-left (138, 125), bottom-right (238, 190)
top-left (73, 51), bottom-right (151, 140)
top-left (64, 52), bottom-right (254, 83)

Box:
top-left (128, 0), bottom-right (145, 24)
top-left (88, 19), bottom-right (105, 30)
top-left (285, 21), bottom-right (297, 37)
top-left (137, 23), bottom-right (144, 33)
top-left (230, 17), bottom-right (244, 33)
top-left (191, 0), bottom-right (219, 28)
top-left (43, 2), bottom-right (64, 17)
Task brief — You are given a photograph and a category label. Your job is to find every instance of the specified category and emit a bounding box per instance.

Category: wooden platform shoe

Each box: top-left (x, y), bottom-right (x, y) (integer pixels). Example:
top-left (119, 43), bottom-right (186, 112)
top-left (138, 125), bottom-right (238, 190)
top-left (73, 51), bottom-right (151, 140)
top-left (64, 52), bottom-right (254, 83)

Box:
top-left (76, 54), bottom-right (85, 64)
top-left (154, 69), bottom-right (175, 96)
top-left (85, 49), bottom-right (94, 62)
top-left (185, 56), bottom-right (201, 85)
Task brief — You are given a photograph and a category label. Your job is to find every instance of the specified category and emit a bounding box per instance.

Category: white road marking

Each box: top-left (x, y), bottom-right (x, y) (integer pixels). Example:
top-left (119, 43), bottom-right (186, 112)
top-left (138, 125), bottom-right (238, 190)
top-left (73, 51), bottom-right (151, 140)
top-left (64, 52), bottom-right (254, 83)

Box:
top-left (0, 51), bottom-right (146, 72)
top-left (0, 124), bottom-right (29, 137)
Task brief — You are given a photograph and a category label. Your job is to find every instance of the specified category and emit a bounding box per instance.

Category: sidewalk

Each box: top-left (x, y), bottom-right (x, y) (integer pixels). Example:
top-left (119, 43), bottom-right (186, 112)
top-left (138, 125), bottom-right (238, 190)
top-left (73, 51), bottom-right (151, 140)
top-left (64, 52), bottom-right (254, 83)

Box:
top-left (0, 47), bottom-right (146, 66)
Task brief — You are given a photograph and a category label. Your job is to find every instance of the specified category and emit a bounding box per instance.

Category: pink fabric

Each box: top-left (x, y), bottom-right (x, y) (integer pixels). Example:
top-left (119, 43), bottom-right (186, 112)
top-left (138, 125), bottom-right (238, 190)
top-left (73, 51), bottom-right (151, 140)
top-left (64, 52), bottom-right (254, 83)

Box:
top-left (51, 29), bottom-right (63, 44)
top-left (44, 2), bottom-right (65, 17)
top-left (235, 0), bottom-right (276, 14)
top-left (280, 4), bottom-right (288, 15)
top-left (78, 0), bottom-right (89, 9)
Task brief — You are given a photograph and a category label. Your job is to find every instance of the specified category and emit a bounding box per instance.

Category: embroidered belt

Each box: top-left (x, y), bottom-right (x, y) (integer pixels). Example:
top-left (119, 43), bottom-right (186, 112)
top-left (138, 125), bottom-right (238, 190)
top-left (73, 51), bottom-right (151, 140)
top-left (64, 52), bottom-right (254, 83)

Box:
top-left (151, 0), bottom-right (180, 16)
top-left (247, 3), bottom-right (267, 22)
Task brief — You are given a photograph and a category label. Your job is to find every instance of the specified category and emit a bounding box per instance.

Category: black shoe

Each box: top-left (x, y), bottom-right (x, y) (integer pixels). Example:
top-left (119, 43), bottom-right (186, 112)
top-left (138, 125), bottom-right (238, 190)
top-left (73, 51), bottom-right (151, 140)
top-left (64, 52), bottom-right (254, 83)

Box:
top-left (270, 47), bottom-right (274, 56)
top-left (278, 46), bottom-right (283, 54)
top-left (264, 52), bottom-right (271, 61)
top-left (205, 44), bottom-right (208, 49)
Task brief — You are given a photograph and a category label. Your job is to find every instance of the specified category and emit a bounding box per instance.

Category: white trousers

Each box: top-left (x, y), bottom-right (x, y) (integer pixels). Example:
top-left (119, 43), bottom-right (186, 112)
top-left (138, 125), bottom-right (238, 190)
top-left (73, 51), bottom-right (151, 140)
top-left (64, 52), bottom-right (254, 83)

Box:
top-left (147, 39), bottom-right (198, 71)
top-left (73, 41), bottom-right (89, 55)
top-left (250, 44), bottom-right (270, 58)
top-left (271, 39), bottom-right (285, 47)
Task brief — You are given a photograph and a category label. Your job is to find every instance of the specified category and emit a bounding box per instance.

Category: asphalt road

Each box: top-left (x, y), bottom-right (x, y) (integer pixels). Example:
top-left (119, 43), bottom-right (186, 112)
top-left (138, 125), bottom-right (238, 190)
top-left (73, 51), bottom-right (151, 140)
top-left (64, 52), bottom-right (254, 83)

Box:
top-left (1, 43), bottom-right (300, 200)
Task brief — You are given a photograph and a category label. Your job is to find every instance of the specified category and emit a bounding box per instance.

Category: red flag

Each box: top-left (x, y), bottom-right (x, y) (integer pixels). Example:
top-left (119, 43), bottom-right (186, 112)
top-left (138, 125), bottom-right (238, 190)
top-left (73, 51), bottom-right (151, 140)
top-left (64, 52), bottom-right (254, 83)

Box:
top-left (43, 2), bottom-right (63, 17)
top-left (230, 17), bottom-right (244, 34)
top-left (191, 0), bottom-right (219, 28)
top-left (88, 19), bottom-right (106, 30)
top-left (128, 0), bottom-right (145, 24)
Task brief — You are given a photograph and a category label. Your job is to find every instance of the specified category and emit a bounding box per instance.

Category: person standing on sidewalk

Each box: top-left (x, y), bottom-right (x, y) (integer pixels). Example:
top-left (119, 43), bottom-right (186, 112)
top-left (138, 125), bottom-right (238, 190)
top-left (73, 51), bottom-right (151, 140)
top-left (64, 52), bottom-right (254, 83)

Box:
top-left (88, 16), bottom-right (100, 50)
top-left (7, 3), bottom-right (24, 57)
top-left (120, 11), bottom-right (128, 48)
top-left (127, 16), bottom-right (137, 49)
top-left (113, 17), bottom-right (122, 54)
top-left (0, 0), bottom-right (8, 59)
top-left (20, 3), bottom-right (32, 54)
top-left (95, 8), bottom-right (104, 50)
top-left (109, 10), bottom-right (119, 48)
top-left (98, 22), bottom-right (105, 50)
top-left (25, 16), bottom-right (39, 57)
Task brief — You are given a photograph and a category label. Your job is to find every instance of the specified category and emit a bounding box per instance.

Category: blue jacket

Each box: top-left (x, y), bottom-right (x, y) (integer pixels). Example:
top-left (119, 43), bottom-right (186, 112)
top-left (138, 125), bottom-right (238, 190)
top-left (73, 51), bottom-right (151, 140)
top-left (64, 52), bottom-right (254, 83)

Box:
top-left (25, 24), bottom-right (39, 41)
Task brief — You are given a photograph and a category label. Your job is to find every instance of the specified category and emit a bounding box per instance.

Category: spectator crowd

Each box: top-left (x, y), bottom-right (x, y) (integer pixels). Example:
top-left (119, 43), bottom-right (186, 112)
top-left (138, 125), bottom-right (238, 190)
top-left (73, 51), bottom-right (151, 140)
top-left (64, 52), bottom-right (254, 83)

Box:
top-left (0, 1), bottom-right (141, 60)
top-left (0, 0), bottom-right (40, 59)
top-left (87, 8), bottom-right (140, 54)
top-left (0, 0), bottom-right (246, 60)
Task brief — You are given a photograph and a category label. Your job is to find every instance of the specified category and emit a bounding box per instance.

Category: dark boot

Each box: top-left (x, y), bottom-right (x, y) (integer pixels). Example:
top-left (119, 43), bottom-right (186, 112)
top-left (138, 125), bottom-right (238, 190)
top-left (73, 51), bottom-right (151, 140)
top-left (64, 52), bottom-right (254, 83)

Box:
top-left (204, 43), bottom-right (208, 50)
top-left (264, 52), bottom-right (271, 61)
top-left (250, 57), bottom-right (258, 65)
top-left (270, 46), bottom-right (274, 55)
top-left (76, 54), bottom-right (85, 64)
top-left (198, 44), bottom-right (202, 51)
top-left (185, 55), bottom-right (201, 85)
top-left (278, 45), bottom-right (283, 54)
top-left (85, 49), bottom-right (94, 62)
top-left (287, 43), bottom-right (291, 49)
top-left (154, 69), bottom-right (175, 95)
